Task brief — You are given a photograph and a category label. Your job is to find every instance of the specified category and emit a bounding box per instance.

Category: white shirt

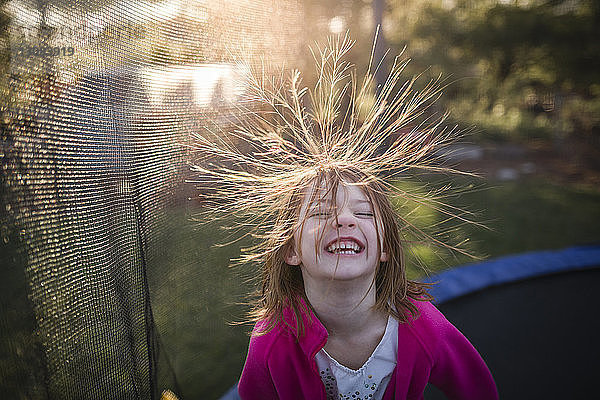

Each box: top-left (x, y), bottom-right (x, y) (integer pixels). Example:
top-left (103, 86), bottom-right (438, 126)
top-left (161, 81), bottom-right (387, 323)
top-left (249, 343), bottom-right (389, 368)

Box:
top-left (315, 315), bottom-right (398, 400)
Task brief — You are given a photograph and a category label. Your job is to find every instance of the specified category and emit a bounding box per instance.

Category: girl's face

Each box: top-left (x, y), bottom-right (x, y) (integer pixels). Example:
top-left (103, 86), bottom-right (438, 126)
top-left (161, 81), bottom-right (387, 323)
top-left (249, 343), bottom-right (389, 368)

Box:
top-left (285, 181), bottom-right (388, 282)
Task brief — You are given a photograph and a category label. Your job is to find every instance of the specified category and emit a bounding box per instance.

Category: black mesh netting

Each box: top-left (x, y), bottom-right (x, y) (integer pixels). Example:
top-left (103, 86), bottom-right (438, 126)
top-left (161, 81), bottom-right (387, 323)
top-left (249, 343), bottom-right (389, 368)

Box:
top-left (1, 1), bottom-right (306, 398)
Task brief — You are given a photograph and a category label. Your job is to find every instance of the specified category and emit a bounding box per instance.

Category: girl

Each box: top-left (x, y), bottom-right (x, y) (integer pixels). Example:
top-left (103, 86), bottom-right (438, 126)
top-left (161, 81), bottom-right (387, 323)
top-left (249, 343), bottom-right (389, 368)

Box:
top-left (236, 167), bottom-right (498, 400)
top-left (192, 36), bottom-right (498, 399)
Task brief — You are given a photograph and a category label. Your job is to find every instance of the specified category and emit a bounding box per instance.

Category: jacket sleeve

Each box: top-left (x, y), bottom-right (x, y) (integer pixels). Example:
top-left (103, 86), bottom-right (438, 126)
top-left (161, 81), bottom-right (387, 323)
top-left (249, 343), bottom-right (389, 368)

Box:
top-left (427, 306), bottom-right (499, 400)
top-left (238, 330), bottom-right (279, 400)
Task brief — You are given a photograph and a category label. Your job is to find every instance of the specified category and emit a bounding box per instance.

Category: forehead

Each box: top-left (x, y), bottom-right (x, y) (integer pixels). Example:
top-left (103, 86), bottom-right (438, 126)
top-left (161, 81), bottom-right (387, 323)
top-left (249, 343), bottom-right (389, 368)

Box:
top-left (301, 180), bottom-right (371, 208)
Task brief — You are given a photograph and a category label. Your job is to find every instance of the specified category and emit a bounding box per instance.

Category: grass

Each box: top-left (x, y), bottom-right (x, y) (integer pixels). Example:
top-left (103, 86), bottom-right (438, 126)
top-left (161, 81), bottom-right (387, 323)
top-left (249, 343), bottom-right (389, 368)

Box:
top-left (461, 180), bottom-right (600, 256)
top-left (397, 176), bottom-right (600, 278)
top-left (149, 213), bottom-right (255, 399)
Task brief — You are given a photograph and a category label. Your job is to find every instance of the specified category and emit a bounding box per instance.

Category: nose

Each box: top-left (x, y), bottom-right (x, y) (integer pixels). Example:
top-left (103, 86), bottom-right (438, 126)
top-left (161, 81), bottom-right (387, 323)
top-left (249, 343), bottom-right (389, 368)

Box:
top-left (332, 207), bottom-right (355, 228)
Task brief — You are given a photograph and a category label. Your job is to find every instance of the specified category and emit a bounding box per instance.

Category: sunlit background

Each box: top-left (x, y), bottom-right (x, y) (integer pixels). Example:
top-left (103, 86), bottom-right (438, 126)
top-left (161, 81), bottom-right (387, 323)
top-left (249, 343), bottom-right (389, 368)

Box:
top-left (1, 0), bottom-right (599, 399)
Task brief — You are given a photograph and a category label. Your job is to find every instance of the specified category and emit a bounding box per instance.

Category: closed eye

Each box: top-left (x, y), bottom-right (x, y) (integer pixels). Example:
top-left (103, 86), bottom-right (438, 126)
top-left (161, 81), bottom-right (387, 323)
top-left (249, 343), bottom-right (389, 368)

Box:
top-left (309, 212), bottom-right (331, 218)
top-left (356, 212), bottom-right (374, 217)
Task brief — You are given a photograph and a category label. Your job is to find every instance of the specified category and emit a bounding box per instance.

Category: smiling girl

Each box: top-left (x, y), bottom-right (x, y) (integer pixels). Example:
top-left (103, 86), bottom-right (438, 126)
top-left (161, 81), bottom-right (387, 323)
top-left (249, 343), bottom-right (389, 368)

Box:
top-left (192, 35), bottom-right (498, 399)
top-left (236, 168), bottom-right (497, 400)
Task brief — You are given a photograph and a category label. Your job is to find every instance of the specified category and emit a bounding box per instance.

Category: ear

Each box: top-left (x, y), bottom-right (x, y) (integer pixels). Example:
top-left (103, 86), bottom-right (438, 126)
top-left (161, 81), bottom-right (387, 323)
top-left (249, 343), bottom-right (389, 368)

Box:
top-left (285, 243), bottom-right (301, 266)
top-left (380, 249), bottom-right (389, 262)
top-left (379, 236), bottom-right (388, 261)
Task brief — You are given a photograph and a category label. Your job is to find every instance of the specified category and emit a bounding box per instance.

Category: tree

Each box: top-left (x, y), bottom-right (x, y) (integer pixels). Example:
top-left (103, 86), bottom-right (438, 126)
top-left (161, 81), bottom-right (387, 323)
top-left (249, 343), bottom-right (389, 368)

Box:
top-left (386, 0), bottom-right (600, 143)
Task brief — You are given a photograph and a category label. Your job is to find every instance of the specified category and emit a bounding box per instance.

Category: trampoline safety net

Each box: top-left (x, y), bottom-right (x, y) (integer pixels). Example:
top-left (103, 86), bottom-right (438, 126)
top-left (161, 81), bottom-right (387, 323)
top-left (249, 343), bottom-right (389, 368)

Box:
top-left (1, 0), bottom-right (311, 398)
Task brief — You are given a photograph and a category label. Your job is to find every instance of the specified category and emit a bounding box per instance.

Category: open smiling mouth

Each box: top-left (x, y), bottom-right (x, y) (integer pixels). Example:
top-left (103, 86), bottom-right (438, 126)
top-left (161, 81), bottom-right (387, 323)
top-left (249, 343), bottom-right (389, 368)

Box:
top-left (325, 238), bottom-right (365, 255)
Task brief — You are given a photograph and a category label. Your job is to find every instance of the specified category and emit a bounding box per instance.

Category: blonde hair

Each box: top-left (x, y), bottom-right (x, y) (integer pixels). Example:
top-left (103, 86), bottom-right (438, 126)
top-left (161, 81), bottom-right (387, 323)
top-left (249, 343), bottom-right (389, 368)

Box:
top-left (191, 34), bottom-right (474, 337)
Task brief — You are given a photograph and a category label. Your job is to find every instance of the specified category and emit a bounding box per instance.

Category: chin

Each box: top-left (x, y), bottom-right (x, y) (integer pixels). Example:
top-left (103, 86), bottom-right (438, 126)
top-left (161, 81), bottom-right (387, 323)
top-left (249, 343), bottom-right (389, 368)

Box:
top-left (321, 266), bottom-right (376, 282)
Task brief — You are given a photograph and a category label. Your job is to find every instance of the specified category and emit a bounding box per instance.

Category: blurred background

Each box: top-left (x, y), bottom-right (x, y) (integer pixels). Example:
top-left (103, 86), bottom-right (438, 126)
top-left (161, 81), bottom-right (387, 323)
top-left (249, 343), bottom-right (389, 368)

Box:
top-left (1, 0), bottom-right (599, 399)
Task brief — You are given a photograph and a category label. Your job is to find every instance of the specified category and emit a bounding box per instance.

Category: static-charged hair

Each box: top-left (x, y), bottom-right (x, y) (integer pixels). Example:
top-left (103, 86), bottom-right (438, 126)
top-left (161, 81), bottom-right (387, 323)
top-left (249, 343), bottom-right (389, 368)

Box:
top-left (191, 34), bottom-right (476, 338)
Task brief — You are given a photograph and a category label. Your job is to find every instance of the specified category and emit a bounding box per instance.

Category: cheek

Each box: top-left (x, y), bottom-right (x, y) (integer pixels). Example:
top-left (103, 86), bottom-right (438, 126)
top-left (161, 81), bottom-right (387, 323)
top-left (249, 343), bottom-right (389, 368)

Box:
top-left (304, 219), bottom-right (327, 239)
top-left (374, 221), bottom-right (386, 254)
top-left (296, 225), bottom-right (315, 256)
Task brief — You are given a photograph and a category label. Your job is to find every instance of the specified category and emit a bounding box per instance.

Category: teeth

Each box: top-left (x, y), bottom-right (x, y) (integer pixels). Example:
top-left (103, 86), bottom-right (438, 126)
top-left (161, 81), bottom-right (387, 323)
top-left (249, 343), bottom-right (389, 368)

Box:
top-left (326, 240), bottom-right (361, 253)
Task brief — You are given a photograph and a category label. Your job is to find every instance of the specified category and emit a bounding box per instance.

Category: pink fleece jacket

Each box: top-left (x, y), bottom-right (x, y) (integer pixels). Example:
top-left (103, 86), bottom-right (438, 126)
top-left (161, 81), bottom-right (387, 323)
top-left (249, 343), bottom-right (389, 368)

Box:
top-left (238, 298), bottom-right (498, 400)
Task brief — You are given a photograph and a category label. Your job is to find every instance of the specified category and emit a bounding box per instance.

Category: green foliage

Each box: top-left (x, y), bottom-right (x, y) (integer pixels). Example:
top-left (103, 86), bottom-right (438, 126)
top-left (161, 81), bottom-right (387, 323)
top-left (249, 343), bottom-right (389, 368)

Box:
top-left (385, 0), bottom-right (600, 142)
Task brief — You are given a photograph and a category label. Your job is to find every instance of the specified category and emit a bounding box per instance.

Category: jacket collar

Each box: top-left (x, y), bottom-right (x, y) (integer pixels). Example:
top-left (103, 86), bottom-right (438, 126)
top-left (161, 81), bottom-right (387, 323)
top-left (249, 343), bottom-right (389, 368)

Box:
top-left (282, 296), bottom-right (328, 359)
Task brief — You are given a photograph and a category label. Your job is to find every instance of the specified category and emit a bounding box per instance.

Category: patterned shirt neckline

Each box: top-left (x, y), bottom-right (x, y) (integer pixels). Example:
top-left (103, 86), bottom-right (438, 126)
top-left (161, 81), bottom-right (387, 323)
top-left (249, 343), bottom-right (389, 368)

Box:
top-left (315, 314), bottom-right (398, 400)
